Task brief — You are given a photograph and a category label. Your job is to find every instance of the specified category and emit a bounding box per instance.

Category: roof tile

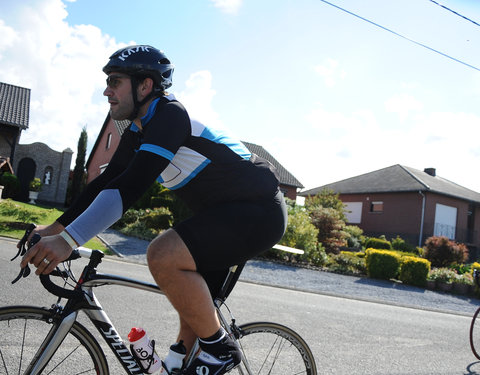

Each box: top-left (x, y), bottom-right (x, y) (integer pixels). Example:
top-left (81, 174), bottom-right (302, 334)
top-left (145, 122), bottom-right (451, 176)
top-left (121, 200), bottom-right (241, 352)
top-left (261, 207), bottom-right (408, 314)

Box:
top-left (242, 141), bottom-right (303, 188)
top-left (300, 164), bottom-right (480, 203)
top-left (0, 82), bottom-right (31, 129)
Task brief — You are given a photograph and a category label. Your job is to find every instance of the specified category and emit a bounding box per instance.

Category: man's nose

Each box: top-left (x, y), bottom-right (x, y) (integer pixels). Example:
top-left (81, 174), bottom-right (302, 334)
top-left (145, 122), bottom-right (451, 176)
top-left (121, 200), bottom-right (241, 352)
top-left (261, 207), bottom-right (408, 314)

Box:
top-left (103, 86), bottom-right (112, 96)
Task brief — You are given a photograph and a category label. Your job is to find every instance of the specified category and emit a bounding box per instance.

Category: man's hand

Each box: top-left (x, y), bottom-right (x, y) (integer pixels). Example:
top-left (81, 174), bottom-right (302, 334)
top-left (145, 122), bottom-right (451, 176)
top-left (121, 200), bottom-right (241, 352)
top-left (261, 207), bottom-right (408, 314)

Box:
top-left (20, 235), bottom-right (73, 275)
top-left (16, 222), bottom-right (65, 249)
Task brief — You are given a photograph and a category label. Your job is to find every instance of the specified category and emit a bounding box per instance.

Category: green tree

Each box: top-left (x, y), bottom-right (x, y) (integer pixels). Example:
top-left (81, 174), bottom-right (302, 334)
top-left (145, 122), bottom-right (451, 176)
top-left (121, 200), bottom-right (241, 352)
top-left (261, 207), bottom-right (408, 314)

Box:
top-left (305, 189), bottom-right (348, 254)
top-left (305, 188), bottom-right (347, 221)
top-left (69, 126), bottom-right (88, 205)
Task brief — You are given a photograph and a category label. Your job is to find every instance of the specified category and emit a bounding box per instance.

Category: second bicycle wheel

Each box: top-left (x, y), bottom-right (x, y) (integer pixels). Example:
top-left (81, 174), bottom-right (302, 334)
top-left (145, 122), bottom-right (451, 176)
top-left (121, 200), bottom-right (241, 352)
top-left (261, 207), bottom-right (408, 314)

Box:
top-left (235, 321), bottom-right (317, 375)
top-left (470, 307), bottom-right (480, 360)
top-left (0, 305), bottom-right (109, 375)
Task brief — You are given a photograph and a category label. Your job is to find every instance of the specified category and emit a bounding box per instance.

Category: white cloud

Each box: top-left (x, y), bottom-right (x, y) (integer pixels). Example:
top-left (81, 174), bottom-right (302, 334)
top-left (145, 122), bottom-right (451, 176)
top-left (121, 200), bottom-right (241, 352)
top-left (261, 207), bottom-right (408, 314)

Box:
top-left (278, 103), bottom-right (480, 192)
top-left (0, 0), bottom-right (123, 159)
top-left (210, 0), bottom-right (242, 14)
top-left (175, 70), bottom-right (224, 130)
top-left (0, 20), bottom-right (18, 59)
top-left (314, 59), bottom-right (346, 87)
top-left (0, 1), bottom-right (226, 166)
top-left (384, 93), bottom-right (423, 122)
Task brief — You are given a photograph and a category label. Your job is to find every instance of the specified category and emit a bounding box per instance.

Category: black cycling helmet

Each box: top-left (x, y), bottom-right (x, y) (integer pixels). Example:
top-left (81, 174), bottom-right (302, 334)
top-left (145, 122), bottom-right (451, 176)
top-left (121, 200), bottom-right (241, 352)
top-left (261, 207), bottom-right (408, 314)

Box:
top-left (103, 45), bottom-right (174, 119)
top-left (103, 45), bottom-right (174, 90)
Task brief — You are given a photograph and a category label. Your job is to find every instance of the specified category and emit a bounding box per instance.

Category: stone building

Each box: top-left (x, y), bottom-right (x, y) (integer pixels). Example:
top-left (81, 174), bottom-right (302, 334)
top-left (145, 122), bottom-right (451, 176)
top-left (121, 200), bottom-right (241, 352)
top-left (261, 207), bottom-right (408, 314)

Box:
top-left (0, 81), bottom-right (72, 205)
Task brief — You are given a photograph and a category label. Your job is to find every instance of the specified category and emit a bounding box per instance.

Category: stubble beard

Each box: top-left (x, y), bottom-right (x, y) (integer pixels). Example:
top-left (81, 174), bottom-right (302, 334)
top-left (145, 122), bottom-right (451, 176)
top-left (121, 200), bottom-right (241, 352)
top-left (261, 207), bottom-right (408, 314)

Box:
top-left (110, 100), bottom-right (134, 121)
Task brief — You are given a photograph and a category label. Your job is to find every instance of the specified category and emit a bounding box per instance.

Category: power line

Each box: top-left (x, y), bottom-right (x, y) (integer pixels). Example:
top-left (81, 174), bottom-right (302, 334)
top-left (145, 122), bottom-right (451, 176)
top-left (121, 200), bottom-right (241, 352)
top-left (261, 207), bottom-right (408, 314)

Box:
top-left (428, 0), bottom-right (480, 28)
top-left (318, 0), bottom-right (480, 73)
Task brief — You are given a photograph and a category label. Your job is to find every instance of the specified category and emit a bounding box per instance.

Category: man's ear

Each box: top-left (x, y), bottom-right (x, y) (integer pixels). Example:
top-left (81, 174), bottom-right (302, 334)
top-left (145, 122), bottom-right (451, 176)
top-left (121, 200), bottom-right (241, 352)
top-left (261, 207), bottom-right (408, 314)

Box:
top-left (138, 77), bottom-right (154, 99)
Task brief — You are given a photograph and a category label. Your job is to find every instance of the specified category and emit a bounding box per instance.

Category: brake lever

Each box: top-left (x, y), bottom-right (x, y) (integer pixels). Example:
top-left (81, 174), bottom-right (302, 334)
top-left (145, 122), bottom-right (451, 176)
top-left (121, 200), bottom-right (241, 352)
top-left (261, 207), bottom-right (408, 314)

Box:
top-left (11, 223), bottom-right (37, 261)
top-left (11, 233), bottom-right (41, 285)
top-left (11, 265), bottom-right (30, 284)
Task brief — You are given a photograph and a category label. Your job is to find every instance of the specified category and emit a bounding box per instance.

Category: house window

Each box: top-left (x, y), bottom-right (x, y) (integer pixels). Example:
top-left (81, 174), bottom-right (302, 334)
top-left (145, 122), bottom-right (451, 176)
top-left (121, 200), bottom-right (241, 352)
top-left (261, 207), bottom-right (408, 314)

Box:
top-left (370, 201), bottom-right (383, 213)
top-left (106, 133), bottom-right (112, 149)
top-left (434, 203), bottom-right (457, 239)
top-left (344, 202), bottom-right (362, 224)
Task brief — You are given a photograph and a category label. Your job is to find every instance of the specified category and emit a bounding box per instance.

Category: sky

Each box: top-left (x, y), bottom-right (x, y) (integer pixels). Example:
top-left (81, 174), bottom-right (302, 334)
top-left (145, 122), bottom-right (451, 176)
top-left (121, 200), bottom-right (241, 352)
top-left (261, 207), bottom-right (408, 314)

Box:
top-left (1, 0), bottom-right (480, 193)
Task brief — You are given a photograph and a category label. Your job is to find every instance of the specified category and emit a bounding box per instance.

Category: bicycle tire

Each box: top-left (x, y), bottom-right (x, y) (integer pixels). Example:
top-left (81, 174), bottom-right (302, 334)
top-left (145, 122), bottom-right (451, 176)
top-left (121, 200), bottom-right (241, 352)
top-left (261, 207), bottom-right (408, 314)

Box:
top-left (234, 321), bottom-right (317, 375)
top-left (470, 307), bottom-right (480, 360)
top-left (0, 305), bottom-right (109, 375)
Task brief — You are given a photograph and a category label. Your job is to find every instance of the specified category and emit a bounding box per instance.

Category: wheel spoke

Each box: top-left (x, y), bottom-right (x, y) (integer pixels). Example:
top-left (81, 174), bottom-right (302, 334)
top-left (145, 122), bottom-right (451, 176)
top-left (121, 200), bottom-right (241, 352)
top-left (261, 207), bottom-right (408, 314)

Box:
top-left (0, 306), bottom-right (108, 375)
top-left (235, 322), bottom-right (317, 375)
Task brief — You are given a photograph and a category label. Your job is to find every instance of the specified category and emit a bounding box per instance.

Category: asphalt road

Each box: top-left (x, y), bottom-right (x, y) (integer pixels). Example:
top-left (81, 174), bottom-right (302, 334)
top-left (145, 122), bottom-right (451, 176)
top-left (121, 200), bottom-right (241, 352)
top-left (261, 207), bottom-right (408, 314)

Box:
top-left (1, 236), bottom-right (480, 374)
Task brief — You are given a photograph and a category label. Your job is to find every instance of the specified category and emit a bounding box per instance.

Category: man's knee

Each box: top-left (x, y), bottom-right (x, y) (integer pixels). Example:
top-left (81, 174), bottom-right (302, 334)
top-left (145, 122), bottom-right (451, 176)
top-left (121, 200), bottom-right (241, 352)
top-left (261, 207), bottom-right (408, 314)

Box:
top-left (147, 232), bottom-right (174, 269)
top-left (146, 229), bottom-right (196, 271)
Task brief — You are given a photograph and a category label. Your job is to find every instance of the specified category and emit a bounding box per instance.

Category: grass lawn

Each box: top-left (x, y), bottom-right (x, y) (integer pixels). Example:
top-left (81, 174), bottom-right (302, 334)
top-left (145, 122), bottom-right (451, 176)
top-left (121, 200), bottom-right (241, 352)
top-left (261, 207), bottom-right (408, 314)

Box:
top-left (0, 199), bottom-right (110, 253)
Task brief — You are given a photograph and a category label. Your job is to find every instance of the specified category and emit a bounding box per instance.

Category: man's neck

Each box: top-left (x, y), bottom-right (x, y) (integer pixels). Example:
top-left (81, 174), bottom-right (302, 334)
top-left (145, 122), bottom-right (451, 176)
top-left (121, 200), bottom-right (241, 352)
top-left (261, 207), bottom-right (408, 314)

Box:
top-left (132, 97), bottom-right (156, 130)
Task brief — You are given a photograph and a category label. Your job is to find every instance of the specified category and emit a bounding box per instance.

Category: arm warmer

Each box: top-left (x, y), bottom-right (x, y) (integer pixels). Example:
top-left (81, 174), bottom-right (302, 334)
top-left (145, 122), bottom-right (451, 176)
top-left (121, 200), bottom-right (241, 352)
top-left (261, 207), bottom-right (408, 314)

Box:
top-left (64, 151), bottom-right (170, 245)
top-left (65, 189), bottom-right (123, 246)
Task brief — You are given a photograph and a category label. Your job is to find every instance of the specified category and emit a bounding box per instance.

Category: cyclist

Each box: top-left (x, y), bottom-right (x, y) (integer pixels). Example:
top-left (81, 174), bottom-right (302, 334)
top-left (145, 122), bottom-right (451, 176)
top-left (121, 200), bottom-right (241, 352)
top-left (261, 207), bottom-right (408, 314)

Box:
top-left (20, 45), bottom-right (287, 375)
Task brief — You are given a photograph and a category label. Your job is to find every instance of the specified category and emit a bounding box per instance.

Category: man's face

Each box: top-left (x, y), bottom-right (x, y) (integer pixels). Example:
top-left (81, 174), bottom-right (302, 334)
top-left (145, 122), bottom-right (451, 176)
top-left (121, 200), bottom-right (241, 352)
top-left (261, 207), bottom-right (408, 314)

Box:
top-left (103, 73), bottom-right (134, 120)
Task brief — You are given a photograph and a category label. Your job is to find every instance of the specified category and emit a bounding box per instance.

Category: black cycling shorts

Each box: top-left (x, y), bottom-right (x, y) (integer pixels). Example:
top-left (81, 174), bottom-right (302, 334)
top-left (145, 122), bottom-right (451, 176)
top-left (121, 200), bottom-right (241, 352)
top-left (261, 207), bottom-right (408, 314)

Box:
top-left (173, 190), bottom-right (287, 299)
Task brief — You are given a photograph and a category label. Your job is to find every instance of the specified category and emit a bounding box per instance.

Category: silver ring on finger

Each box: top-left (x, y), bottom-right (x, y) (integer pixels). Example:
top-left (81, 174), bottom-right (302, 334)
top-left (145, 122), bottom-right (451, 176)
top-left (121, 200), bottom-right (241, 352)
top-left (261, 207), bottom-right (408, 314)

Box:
top-left (43, 258), bottom-right (51, 265)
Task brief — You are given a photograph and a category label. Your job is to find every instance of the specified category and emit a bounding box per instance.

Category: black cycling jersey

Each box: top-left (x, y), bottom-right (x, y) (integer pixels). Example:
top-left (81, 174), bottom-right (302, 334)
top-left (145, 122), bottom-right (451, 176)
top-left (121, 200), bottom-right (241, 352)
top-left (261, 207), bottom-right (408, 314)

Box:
top-left (58, 95), bottom-right (279, 228)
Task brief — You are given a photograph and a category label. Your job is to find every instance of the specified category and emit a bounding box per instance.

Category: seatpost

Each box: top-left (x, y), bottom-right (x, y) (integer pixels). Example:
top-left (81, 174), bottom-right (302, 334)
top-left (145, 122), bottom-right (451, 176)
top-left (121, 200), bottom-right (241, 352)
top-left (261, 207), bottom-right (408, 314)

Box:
top-left (215, 265), bottom-right (238, 304)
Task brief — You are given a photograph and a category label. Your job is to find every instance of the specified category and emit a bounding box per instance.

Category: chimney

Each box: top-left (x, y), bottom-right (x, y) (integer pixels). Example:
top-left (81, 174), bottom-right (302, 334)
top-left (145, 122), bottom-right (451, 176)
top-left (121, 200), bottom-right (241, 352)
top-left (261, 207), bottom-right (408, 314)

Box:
top-left (424, 168), bottom-right (436, 177)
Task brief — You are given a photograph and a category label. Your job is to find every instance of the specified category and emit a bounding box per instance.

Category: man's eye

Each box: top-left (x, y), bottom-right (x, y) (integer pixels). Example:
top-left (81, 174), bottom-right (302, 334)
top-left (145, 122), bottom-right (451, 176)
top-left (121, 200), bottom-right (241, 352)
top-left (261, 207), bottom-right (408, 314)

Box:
top-left (107, 77), bottom-right (120, 88)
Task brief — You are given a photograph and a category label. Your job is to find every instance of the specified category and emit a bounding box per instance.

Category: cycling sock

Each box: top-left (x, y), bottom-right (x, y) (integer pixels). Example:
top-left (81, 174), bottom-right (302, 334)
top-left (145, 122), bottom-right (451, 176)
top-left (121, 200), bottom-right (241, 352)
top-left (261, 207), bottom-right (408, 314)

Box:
top-left (199, 328), bottom-right (226, 345)
top-left (183, 328), bottom-right (241, 375)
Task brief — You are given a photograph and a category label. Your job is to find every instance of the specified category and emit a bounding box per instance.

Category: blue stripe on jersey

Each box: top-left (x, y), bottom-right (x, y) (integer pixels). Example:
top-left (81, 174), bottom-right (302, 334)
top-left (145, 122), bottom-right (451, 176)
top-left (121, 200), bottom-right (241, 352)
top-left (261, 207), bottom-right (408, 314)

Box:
top-left (139, 144), bottom-right (175, 160)
top-left (164, 159), bottom-right (211, 190)
top-left (199, 127), bottom-right (251, 160)
top-left (141, 98), bottom-right (161, 126)
top-left (129, 122), bottom-right (140, 132)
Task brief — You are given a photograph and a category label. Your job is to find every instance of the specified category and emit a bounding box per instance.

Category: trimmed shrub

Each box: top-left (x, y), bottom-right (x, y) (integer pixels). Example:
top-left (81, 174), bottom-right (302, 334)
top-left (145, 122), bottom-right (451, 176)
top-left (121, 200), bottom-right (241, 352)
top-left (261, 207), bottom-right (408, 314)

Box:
top-left (281, 203), bottom-right (319, 257)
top-left (112, 207), bottom-right (173, 240)
top-left (365, 237), bottom-right (392, 250)
top-left (391, 236), bottom-right (420, 255)
top-left (365, 248), bottom-right (401, 280)
top-left (142, 207), bottom-right (173, 230)
top-left (0, 173), bottom-right (20, 199)
top-left (423, 236), bottom-right (468, 267)
top-left (399, 256), bottom-right (430, 287)
top-left (344, 225), bottom-right (364, 250)
top-left (328, 251), bottom-right (366, 275)
top-left (303, 243), bottom-right (329, 267)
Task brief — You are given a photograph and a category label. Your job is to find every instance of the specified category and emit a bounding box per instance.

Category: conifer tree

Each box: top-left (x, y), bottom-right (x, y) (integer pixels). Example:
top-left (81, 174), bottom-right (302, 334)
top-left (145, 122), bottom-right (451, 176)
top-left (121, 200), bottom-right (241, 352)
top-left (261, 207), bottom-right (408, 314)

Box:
top-left (70, 126), bottom-right (88, 204)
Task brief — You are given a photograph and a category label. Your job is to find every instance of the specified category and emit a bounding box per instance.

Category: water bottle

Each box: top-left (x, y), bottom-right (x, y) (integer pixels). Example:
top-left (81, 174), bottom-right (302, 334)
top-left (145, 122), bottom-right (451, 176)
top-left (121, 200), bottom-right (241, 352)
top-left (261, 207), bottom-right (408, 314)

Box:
top-left (160, 341), bottom-right (186, 374)
top-left (128, 327), bottom-right (162, 373)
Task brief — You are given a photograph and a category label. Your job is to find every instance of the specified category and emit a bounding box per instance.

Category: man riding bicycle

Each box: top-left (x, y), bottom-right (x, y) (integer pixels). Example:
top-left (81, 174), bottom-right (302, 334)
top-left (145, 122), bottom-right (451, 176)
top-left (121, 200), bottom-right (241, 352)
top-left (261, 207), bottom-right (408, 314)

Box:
top-left (20, 45), bottom-right (287, 375)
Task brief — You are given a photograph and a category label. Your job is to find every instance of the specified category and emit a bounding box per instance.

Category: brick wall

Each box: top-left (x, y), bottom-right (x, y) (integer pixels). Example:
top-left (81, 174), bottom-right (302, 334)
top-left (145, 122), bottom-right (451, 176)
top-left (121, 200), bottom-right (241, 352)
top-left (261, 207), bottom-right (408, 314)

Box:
top-left (13, 142), bottom-right (73, 205)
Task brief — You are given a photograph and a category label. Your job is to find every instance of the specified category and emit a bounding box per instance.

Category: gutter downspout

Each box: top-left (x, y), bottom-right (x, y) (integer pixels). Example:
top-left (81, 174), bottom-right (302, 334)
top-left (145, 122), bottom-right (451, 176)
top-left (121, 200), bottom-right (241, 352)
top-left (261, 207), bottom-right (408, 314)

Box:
top-left (419, 191), bottom-right (426, 247)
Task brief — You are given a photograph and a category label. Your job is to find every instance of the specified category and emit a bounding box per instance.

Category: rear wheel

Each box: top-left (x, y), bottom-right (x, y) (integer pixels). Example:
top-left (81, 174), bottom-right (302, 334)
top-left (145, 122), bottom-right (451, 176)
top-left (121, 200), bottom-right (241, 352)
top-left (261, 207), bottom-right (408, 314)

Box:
top-left (234, 321), bottom-right (317, 375)
top-left (0, 305), bottom-right (109, 374)
top-left (470, 307), bottom-right (480, 360)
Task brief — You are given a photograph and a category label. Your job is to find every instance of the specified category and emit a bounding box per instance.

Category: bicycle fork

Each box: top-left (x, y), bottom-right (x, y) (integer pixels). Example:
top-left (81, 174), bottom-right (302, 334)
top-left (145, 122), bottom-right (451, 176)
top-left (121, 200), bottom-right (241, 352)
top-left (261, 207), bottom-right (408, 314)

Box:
top-left (24, 310), bottom-right (78, 375)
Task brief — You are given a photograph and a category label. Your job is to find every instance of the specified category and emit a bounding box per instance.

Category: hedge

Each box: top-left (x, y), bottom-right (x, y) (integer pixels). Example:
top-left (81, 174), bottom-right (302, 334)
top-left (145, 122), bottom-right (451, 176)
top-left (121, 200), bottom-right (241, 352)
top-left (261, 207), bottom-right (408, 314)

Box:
top-left (399, 256), bottom-right (431, 287)
top-left (365, 248), bottom-right (401, 280)
top-left (365, 238), bottom-right (391, 250)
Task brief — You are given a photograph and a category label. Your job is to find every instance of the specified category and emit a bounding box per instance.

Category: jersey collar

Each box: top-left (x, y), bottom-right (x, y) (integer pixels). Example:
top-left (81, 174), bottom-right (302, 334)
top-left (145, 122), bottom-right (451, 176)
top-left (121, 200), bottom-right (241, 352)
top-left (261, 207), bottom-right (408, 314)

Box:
top-left (129, 97), bottom-right (161, 132)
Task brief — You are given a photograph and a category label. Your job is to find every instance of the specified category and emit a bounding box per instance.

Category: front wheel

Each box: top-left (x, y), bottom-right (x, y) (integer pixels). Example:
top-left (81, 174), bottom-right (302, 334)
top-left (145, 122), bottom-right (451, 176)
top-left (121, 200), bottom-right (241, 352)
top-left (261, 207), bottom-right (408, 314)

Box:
top-left (234, 321), bottom-right (317, 375)
top-left (0, 305), bottom-right (109, 375)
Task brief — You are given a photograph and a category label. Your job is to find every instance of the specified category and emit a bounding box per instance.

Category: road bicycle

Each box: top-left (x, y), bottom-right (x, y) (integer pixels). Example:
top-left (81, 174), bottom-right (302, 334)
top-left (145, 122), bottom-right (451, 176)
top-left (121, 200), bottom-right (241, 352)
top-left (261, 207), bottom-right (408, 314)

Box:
top-left (0, 224), bottom-right (317, 374)
top-left (470, 269), bottom-right (480, 360)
